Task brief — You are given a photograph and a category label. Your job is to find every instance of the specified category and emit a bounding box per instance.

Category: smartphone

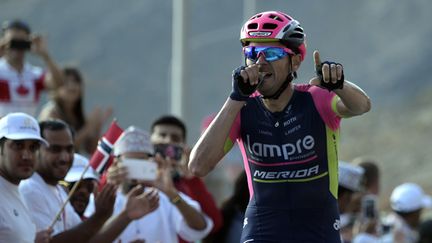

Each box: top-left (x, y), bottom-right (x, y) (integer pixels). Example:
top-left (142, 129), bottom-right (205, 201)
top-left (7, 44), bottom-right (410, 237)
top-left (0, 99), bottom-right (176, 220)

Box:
top-left (122, 158), bottom-right (157, 181)
top-left (9, 39), bottom-right (32, 50)
top-left (154, 144), bottom-right (183, 161)
top-left (361, 194), bottom-right (377, 219)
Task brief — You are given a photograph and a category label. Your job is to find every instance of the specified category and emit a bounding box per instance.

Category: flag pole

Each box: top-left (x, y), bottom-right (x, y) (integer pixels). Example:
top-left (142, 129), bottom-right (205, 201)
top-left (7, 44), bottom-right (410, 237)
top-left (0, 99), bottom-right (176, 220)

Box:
top-left (49, 162), bottom-right (92, 229)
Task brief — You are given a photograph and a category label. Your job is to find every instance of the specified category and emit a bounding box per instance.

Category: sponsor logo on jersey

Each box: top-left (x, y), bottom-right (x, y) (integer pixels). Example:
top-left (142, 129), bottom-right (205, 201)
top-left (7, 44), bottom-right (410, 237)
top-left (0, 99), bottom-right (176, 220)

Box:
top-left (246, 134), bottom-right (315, 160)
top-left (253, 165), bottom-right (319, 179)
top-left (283, 116), bottom-right (297, 127)
top-left (333, 219), bottom-right (341, 231)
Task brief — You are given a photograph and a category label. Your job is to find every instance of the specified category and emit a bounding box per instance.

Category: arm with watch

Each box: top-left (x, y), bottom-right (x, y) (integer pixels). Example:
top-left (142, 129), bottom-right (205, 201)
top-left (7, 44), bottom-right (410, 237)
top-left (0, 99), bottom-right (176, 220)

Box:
top-left (152, 153), bottom-right (209, 231)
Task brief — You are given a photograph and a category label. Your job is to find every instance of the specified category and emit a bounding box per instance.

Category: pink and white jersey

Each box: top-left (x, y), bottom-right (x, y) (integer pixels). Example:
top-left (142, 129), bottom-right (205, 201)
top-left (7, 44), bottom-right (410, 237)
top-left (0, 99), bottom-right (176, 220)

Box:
top-left (0, 57), bottom-right (45, 117)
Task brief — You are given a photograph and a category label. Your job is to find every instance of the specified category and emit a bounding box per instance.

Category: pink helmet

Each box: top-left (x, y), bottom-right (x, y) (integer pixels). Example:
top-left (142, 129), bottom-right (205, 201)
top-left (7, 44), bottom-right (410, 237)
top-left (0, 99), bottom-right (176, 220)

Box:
top-left (240, 11), bottom-right (306, 61)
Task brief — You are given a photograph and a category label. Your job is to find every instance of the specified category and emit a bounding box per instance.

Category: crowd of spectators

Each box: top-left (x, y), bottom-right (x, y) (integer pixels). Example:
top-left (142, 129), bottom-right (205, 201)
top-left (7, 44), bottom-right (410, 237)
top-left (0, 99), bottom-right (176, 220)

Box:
top-left (0, 19), bottom-right (431, 243)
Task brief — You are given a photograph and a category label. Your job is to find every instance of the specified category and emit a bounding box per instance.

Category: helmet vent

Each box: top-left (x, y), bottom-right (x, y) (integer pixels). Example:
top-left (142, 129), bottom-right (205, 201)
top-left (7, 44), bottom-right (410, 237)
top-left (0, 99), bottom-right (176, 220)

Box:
top-left (251, 14), bottom-right (262, 20)
top-left (247, 23), bottom-right (258, 29)
top-left (269, 14), bottom-right (283, 22)
top-left (263, 23), bottom-right (278, 30)
top-left (283, 24), bottom-right (292, 32)
top-left (294, 27), bottom-right (304, 33)
top-left (290, 33), bottom-right (304, 39)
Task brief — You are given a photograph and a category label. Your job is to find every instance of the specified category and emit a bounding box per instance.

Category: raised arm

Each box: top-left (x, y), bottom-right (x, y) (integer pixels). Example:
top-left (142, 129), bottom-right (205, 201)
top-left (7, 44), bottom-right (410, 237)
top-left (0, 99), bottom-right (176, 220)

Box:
top-left (334, 81), bottom-right (371, 117)
top-left (49, 184), bottom-right (116, 243)
top-left (189, 98), bottom-right (244, 177)
top-left (31, 34), bottom-right (64, 89)
top-left (310, 50), bottom-right (371, 118)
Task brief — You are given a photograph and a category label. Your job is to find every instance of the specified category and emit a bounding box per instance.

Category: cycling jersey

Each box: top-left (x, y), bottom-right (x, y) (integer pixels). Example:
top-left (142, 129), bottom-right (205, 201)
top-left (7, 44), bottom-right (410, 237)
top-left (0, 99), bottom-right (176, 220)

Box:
top-left (227, 84), bottom-right (342, 242)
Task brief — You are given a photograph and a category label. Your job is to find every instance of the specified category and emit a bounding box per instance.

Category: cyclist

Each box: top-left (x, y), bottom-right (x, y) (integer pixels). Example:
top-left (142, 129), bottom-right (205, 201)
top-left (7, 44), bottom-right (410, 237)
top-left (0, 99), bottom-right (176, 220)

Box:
top-left (189, 10), bottom-right (371, 242)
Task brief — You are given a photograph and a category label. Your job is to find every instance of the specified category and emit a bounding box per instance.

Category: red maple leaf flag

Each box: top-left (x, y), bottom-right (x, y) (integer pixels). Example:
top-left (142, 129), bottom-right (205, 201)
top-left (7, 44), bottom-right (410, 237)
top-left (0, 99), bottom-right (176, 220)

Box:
top-left (89, 120), bottom-right (123, 175)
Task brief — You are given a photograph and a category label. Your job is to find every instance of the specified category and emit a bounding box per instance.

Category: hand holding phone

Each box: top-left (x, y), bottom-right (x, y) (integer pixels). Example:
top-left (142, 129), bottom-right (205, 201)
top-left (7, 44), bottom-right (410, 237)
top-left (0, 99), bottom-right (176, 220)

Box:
top-left (122, 158), bottom-right (158, 181)
top-left (361, 194), bottom-right (377, 220)
top-left (8, 39), bottom-right (32, 50)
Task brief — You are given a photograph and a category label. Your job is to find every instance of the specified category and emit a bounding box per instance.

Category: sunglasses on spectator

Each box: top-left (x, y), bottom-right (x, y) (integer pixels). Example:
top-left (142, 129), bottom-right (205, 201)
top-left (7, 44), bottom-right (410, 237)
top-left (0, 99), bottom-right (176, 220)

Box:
top-left (243, 46), bottom-right (294, 62)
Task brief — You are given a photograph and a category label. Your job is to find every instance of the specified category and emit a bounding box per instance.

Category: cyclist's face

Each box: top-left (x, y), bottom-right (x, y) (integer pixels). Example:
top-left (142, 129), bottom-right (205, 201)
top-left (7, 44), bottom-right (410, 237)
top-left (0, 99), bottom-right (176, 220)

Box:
top-left (246, 42), bottom-right (301, 96)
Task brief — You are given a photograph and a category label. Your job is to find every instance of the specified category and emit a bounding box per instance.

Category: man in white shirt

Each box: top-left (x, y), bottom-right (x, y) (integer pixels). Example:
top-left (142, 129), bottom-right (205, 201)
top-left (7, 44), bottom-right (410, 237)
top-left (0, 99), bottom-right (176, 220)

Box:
top-left (0, 19), bottom-right (63, 117)
top-left (0, 112), bottom-right (52, 243)
top-left (106, 126), bottom-right (213, 242)
top-left (353, 182), bottom-right (432, 243)
top-left (19, 119), bottom-right (116, 242)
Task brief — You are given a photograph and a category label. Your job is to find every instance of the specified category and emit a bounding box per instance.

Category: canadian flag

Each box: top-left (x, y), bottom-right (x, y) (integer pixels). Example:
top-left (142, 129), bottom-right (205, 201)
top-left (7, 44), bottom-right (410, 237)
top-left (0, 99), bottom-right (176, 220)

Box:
top-left (89, 120), bottom-right (123, 175)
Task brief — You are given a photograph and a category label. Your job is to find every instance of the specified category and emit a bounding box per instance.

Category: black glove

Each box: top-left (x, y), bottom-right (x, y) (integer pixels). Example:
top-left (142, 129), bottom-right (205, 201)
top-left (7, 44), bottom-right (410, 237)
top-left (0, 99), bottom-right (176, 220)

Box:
top-left (316, 61), bottom-right (344, 91)
top-left (230, 66), bottom-right (258, 101)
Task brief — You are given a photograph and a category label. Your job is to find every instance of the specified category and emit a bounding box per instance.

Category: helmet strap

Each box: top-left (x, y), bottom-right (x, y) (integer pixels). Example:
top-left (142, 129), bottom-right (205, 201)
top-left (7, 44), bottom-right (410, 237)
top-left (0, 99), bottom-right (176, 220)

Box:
top-left (262, 56), bottom-right (296, 100)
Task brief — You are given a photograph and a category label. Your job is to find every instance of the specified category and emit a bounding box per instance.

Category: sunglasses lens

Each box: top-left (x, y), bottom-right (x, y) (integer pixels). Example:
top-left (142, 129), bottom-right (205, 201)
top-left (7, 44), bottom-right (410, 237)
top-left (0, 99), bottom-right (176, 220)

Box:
top-left (244, 47), bottom-right (288, 62)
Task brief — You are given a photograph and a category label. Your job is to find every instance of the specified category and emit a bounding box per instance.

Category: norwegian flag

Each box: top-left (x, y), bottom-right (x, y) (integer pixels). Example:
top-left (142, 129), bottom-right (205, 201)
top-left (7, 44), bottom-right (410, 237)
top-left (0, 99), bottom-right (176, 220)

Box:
top-left (89, 120), bottom-right (123, 175)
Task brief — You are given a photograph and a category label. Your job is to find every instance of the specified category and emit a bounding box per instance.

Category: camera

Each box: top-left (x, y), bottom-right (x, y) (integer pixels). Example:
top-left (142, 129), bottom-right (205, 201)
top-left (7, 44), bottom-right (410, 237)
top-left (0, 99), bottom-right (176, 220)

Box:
top-left (154, 144), bottom-right (183, 161)
top-left (361, 194), bottom-right (377, 219)
top-left (122, 158), bottom-right (158, 181)
top-left (8, 39), bottom-right (32, 50)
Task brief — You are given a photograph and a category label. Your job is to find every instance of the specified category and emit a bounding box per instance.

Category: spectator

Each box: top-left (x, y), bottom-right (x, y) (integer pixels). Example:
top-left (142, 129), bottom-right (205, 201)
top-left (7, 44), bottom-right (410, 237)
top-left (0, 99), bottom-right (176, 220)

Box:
top-left (353, 157), bottom-right (380, 195)
top-left (418, 219), bottom-right (432, 243)
top-left (106, 126), bottom-right (213, 242)
top-left (0, 112), bottom-right (52, 243)
top-left (354, 183), bottom-right (432, 243)
top-left (382, 183), bottom-right (432, 242)
top-left (19, 119), bottom-right (117, 242)
top-left (204, 171), bottom-right (249, 243)
top-left (38, 67), bottom-right (112, 154)
top-left (338, 161), bottom-right (365, 243)
top-left (64, 153), bottom-right (100, 220)
top-left (62, 151), bottom-right (159, 243)
top-left (0, 20), bottom-right (63, 117)
top-left (150, 115), bottom-right (223, 243)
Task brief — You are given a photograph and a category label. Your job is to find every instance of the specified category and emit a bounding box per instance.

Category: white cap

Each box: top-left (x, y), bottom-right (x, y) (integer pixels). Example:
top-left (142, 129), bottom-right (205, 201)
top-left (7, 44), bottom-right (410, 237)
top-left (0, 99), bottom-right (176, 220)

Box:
top-left (64, 153), bottom-right (99, 182)
top-left (390, 182), bottom-right (432, 213)
top-left (0, 112), bottom-right (48, 146)
top-left (113, 126), bottom-right (154, 156)
top-left (339, 161), bottom-right (364, 191)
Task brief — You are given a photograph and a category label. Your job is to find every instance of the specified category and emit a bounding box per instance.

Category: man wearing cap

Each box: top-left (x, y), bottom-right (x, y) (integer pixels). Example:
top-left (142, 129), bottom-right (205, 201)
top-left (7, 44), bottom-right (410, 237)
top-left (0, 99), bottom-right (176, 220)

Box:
top-left (19, 119), bottom-right (118, 242)
top-left (0, 19), bottom-right (63, 117)
top-left (65, 153), bottom-right (100, 220)
top-left (382, 182), bottom-right (432, 243)
top-left (338, 161), bottom-right (365, 242)
top-left (150, 115), bottom-right (223, 243)
top-left (106, 126), bottom-right (213, 242)
top-left (0, 112), bottom-right (52, 243)
top-left (353, 182), bottom-right (432, 243)
top-left (62, 152), bottom-right (160, 243)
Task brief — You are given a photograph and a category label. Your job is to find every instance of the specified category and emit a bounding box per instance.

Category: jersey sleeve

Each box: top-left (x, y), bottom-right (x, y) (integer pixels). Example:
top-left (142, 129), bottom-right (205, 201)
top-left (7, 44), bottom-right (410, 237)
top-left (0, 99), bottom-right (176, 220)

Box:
top-left (308, 85), bottom-right (342, 131)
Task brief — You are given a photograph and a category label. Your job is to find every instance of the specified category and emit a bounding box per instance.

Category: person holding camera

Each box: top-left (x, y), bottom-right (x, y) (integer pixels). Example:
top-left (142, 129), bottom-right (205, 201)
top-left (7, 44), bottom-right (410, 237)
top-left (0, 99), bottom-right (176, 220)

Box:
top-left (150, 115), bottom-right (223, 243)
top-left (0, 19), bottom-right (63, 117)
top-left (105, 126), bottom-right (213, 243)
top-left (189, 10), bottom-right (371, 242)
